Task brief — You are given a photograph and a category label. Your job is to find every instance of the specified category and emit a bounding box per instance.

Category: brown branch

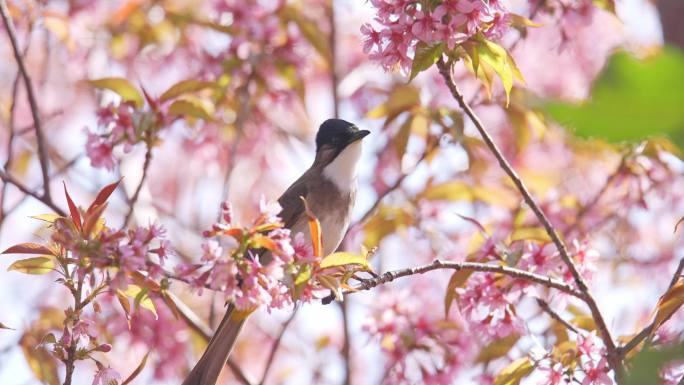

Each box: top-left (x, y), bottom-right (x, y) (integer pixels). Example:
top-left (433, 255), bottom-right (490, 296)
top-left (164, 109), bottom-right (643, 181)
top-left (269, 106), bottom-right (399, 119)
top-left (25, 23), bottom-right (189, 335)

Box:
top-left (536, 298), bottom-right (578, 334)
top-left (0, 0), bottom-right (51, 199)
top-left (618, 258), bottom-right (684, 358)
top-left (122, 144), bottom-right (153, 227)
top-left (340, 259), bottom-right (582, 298)
top-left (0, 169), bottom-right (66, 216)
top-left (164, 291), bottom-right (255, 385)
top-left (436, 59), bottom-right (620, 376)
top-left (0, 21), bottom-right (31, 226)
top-left (258, 310), bottom-right (297, 385)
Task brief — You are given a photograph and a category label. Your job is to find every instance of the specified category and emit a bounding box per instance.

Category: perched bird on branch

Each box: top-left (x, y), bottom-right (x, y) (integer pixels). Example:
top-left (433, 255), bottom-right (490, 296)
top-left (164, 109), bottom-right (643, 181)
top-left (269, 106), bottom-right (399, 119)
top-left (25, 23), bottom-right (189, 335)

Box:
top-left (183, 119), bottom-right (370, 385)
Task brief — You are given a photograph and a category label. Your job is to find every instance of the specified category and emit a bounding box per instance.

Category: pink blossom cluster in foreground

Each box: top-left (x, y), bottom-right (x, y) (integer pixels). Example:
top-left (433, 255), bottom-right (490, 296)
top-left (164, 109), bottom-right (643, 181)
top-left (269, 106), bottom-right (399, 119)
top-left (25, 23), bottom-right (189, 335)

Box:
top-left (176, 199), bottom-right (329, 311)
top-left (363, 290), bottom-right (475, 384)
top-left (361, 0), bottom-right (510, 72)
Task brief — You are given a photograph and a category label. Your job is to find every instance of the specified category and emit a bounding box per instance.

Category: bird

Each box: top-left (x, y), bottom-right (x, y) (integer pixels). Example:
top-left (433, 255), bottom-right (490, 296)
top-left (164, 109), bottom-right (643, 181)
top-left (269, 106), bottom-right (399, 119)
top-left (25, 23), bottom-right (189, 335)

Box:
top-left (182, 118), bottom-right (370, 385)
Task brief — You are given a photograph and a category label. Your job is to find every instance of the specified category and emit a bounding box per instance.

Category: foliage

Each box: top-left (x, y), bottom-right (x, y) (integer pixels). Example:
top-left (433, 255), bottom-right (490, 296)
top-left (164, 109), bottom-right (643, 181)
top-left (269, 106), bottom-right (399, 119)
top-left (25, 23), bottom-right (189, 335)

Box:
top-left (0, 0), bottom-right (682, 385)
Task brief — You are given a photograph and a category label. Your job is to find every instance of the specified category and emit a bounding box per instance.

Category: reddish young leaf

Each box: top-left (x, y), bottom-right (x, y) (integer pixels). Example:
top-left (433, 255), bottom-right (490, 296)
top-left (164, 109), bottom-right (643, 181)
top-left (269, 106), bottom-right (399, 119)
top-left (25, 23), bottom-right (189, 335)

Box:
top-left (83, 203), bottom-right (108, 237)
top-left (300, 196), bottom-right (322, 258)
top-left (63, 182), bottom-right (82, 231)
top-left (88, 179), bottom-right (121, 213)
top-left (2, 243), bottom-right (54, 256)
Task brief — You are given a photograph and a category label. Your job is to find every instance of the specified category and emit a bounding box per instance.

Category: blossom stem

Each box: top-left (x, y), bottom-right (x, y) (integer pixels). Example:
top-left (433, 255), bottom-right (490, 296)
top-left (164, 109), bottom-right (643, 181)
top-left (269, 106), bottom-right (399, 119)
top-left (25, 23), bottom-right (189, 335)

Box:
top-left (536, 298), bottom-right (578, 334)
top-left (435, 58), bottom-right (621, 377)
top-left (0, 0), bottom-right (52, 200)
top-left (63, 276), bottom-right (83, 385)
top-left (122, 143), bottom-right (153, 227)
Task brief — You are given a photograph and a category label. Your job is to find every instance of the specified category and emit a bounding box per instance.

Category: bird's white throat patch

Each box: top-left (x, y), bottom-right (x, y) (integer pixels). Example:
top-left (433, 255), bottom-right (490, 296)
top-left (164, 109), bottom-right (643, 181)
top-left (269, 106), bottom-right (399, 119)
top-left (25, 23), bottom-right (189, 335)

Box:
top-left (323, 140), bottom-right (362, 191)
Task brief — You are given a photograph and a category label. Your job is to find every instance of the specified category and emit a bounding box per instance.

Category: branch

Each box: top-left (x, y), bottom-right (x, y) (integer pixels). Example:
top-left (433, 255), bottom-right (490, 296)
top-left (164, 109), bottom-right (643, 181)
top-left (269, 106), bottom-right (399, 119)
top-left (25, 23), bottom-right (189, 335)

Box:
top-left (436, 59), bottom-right (620, 375)
top-left (340, 259), bottom-right (582, 298)
top-left (0, 0), bottom-right (51, 199)
top-left (258, 310), bottom-right (297, 385)
top-left (164, 291), bottom-right (255, 385)
top-left (0, 21), bottom-right (30, 226)
top-left (122, 144), bottom-right (153, 227)
top-left (618, 258), bottom-right (684, 357)
top-left (0, 169), bottom-right (66, 216)
top-left (536, 298), bottom-right (578, 334)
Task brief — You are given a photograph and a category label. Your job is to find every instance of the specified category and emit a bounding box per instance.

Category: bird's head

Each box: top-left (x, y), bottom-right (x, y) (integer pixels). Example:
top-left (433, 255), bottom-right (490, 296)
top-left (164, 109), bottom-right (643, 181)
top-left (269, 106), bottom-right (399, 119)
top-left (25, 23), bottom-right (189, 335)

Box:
top-left (315, 118), bottom-right (370, 153)
top-left (314, 119), bottom-right (370, 190)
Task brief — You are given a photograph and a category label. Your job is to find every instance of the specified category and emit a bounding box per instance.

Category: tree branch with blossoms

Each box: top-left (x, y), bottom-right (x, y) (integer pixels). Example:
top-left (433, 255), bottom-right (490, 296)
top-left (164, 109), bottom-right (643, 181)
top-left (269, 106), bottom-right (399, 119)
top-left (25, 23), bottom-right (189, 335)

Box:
top-left (435, 58), bottom-right (621, 375)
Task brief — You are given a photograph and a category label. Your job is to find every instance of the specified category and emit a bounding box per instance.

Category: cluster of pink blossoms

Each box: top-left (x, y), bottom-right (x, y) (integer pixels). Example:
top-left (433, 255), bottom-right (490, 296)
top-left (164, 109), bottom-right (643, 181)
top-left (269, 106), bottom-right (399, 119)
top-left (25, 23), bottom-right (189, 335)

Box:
top-left (362, 0), bottom-right (511, 72)
top-left (457, 272), bottom-right (525, 339)
top-left (176, 199), bottom-right (324, 311)
top-left (51, 216), bottom-right (171, 289)
top-left (363, 291), bottom-right (475, 384)
top-left (86, 101), bottom-right (159, 171)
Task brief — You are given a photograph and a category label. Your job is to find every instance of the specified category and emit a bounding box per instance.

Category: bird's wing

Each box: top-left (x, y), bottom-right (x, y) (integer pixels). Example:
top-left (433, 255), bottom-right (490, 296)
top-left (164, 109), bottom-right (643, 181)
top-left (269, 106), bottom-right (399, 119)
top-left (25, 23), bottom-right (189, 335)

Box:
top-left (277, 170), bottom-right (311, 229)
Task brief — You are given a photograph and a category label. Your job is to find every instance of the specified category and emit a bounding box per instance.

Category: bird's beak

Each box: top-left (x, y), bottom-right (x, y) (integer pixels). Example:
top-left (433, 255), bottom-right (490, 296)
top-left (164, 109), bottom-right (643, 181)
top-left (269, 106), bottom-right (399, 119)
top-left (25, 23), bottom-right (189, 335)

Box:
top-left (348, 130), bottom-right (370, 144)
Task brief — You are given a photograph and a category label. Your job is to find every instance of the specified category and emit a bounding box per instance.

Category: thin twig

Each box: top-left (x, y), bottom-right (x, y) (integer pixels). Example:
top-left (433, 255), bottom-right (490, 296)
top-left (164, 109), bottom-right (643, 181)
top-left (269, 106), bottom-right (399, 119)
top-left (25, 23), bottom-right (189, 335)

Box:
top-left (0, 169), bottom-right (66, 216)
top-left (122, 144), bottom-right (153, 227)
top-left (618, 258), bottom-right (684, 357)
top-left (0, 23), bottom-right (31, 226)
top-left (0, 0), bottom-right (51, 199)
top-left (436, 59), bottom-right (620, 375)
top-left (164, 291), bottom-right (255, 385)
top-left (258, 310), bottom-right (297, 385)
top-left (536, 298), bottom-right (578, 334)
top-left (338, 259), bottom-right (582, 298)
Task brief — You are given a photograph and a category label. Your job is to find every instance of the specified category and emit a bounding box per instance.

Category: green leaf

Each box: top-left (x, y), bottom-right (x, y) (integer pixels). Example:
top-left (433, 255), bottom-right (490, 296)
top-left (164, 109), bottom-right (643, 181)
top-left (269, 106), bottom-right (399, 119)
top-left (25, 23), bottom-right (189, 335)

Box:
top-left (30, 214), bottom-right (62, 223)
top-left (168, 99), bottom-right (213, 121)
top-left (444, 269), bottom-right (473, 318)
top-left (650, 279), bottom-right (684, 335)
top-left (367, 85), bottom-right (420, 119)
top-left (409, 42), bottom-right (444, 81)
top-left (509, 14), bottom-right (542, 28)
top-left (125, 285), bottom-right (158, 320)
top-left (477, 334), bottom-right (521, 363)
top-left (8, 257), bottom-right (54, 274)
top-left (476, 38), bottom-right (525, 106)
top-left (160, 80), bottom-right (216, 102)
top-left (320, 252), bottom-right (370, 270)
top-left (545, 49), bottom-right (684, 151)
top-left (510, 227), bottom-right (552, 243)
top-left (592, 0), bottom-right (616, 14)
top-left (624, 343), bottom-right (684, 385)
top-left (493, 357), bottom-right (535, 385)
top-left (88, 77), bottom-right (144, 108)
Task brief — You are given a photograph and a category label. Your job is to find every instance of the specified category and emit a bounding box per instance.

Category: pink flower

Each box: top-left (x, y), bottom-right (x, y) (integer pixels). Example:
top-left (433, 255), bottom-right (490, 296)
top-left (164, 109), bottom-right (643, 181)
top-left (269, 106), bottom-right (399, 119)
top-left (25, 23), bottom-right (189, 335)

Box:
top-left (538, 362), bottom-right (569, 385)
top-left (85, 131), bottom-right (116, 171)
top-left (360, 23), bottom-right (382, 54)
top-left (577, 331), bottom-right (604, 358)
top-left (92, 367), bottom-right (121, 385)
top-left (581, 358), bottom-right (613, 385)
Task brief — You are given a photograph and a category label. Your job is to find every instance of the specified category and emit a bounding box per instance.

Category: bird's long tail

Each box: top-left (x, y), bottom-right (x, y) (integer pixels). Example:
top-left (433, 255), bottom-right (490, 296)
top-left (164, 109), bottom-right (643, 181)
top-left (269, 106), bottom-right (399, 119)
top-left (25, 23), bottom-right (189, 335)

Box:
top-left (182, 305), bottom-right (247, 385)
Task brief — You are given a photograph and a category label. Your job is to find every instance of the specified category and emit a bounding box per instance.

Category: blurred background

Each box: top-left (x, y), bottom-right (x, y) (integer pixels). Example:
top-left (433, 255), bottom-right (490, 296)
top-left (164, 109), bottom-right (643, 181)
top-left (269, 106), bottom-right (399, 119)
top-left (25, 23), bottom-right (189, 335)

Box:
top-left (1, 0), bottom-right (683, 384)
